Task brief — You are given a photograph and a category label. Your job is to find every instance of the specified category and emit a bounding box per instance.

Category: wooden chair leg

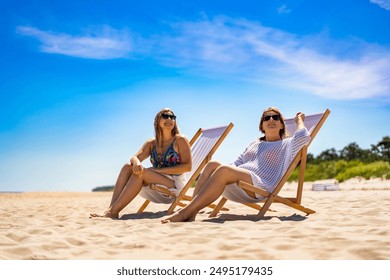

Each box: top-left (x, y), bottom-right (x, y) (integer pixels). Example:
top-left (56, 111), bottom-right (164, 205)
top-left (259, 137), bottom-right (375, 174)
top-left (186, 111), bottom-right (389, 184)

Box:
top-left (209, 197), bottom-right (227, 217)
top-left (167, 200), bottom-right (179, 215)
top-left (257, 197), bottom-right (274, 219)
top-left (137, 200), bottom-right (150, 213)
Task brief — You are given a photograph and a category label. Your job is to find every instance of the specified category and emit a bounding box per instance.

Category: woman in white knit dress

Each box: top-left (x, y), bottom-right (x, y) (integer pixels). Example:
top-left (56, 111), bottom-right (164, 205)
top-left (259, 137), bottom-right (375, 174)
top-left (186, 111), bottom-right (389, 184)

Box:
top-left (162, 107), bottom-right (310, 223)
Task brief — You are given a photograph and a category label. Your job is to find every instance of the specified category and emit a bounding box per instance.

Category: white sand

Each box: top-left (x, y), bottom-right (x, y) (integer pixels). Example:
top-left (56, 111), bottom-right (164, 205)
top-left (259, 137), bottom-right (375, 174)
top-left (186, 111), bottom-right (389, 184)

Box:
top-left (1, 178), bottom-right (390, 260)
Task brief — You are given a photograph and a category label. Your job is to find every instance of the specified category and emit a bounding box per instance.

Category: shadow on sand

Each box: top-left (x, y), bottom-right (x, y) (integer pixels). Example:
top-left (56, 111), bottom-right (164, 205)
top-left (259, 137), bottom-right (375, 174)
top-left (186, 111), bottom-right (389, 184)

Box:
top-left (203, 213), bottom-right (308, 224)
top-left (119, 211), bottom-right (169, 220)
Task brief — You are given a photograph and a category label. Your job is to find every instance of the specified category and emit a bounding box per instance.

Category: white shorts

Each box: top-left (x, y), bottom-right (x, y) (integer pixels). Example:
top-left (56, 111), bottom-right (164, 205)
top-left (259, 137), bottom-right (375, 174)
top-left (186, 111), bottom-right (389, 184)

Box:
top-left (139, 174), bottom-right (187, 204)
top-left (222, 183), bottom-right (265, 204)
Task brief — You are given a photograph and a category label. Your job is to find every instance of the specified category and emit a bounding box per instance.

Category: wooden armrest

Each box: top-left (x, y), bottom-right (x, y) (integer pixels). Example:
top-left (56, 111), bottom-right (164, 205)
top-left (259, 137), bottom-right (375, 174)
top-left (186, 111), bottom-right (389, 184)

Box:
top-left (237, 180), bottom-right (270, 197)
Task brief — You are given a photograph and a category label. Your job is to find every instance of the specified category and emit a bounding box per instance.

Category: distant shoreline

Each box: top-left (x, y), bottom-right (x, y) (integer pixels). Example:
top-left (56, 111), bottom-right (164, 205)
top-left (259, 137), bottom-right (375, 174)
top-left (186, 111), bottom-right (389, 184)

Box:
top-left (0, 191), bottom-right (24, 194)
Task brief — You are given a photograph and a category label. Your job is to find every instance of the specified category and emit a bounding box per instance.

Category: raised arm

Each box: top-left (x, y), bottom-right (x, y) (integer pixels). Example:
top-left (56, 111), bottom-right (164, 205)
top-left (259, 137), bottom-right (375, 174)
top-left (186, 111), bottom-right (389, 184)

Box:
top-left (289, 112), bottom-right (311, 159)
top-left (294, 112), bottom-right (306, 130)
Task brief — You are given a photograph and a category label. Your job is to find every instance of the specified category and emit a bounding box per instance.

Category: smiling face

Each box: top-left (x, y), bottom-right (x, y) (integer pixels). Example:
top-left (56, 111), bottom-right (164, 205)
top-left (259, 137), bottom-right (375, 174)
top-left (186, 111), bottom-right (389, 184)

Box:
top-left (262, 110), bottom-right (283, 132)
top-left (259, 107), bottom-right (286, 140)
top-left (154, 108), bottom-right (180, 144)
top-left (159, 111), bottom-right (176, 130)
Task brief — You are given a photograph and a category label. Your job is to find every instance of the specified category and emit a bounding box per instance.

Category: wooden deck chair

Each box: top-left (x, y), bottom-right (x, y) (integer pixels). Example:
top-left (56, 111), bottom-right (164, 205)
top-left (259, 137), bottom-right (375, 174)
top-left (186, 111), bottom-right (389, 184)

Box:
top-left (209, 109), bottom-right (330, 219)
top-left (137, 123), bottom-right (234, 214)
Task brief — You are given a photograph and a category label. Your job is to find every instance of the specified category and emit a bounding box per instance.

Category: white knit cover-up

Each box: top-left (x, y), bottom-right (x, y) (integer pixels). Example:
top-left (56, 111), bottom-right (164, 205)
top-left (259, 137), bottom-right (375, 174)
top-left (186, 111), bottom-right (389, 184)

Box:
top-left (222, 127), bottom-right (311, 203)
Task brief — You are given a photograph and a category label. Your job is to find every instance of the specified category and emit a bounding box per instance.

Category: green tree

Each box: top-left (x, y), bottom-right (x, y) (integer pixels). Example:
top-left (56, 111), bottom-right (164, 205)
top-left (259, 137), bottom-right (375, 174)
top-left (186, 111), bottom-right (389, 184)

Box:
top-left (316, 148), bottom-right (339, 162)
top-left (376, 136), bottom-right (390, 161)
top-left (339, 142), bottom-right (365, 161)
top-left (306, 153), bottom-right (315, 163)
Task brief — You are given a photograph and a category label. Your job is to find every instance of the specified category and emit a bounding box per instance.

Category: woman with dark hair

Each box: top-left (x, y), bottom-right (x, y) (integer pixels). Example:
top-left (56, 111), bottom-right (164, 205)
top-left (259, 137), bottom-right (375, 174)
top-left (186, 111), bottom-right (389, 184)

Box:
top-left (162, 107), bottom-right (310, 223)
top-left (91, 108), bottom-right (191, 219)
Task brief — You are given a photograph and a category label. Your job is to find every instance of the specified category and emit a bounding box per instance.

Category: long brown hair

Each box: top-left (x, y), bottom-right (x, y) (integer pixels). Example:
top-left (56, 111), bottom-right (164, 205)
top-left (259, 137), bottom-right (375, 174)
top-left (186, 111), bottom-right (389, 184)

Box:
top-left (259, 106), bottom-right (287, 140)
top-left (154, 108), bottom-right (180, 147)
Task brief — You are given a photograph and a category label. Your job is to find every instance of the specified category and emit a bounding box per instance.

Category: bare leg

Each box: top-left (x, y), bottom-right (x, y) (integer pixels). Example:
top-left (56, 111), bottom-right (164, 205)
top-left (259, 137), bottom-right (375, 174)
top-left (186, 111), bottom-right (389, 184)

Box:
top-left (110, 163), bottom-right (133, 206)
top-left (185, 161), bottom-right (222, 221)
top-left (90, 163), bottom-right (132, 218)
top-left (192, 161), bottom-right (222, 197)
top-left (91, 169), bottom-right (176, 218)
top-left (162, 165), bottom-right (253, 223)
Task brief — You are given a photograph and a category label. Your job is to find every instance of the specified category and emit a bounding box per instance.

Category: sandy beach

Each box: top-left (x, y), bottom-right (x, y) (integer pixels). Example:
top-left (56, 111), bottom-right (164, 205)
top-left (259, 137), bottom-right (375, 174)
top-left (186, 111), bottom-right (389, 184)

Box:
top-left (1, 178), bottom-right (390, 260)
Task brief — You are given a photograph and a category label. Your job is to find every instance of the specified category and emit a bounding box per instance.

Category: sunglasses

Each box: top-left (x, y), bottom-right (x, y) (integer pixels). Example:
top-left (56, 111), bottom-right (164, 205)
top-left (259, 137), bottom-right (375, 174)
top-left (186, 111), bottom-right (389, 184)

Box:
top-left (262, 114), bottom-right (281, 121)
top-left (161, 113), bottom-right (177, 120)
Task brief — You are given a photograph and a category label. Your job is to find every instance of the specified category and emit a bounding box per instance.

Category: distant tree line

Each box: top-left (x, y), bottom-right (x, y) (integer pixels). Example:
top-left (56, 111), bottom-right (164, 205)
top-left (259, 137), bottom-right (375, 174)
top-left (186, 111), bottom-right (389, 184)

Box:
top-left (92, 185), bottom-right (114, 192)
top-left (307, 136), bottom-right (390, 163)
top-left (289, 136), bottom-right (390, 182)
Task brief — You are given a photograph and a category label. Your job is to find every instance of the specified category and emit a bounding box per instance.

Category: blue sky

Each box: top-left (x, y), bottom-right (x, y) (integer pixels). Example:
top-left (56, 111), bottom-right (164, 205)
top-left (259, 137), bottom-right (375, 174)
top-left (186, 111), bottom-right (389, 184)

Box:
top-left (1, 0), bottom-right (389, 192)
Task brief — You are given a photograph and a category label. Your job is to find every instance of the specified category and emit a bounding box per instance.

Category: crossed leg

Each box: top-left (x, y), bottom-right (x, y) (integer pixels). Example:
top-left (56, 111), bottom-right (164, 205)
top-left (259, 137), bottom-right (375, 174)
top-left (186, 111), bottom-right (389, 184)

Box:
top-left (162, 162), bottom-right (253, 223)
top-left (192, 161), bottom-right (222, 197)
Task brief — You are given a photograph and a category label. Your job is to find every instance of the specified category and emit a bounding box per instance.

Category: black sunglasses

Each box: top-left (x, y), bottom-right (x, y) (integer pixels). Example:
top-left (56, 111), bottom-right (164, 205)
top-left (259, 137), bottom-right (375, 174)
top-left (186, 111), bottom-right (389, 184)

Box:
top-left (263, 114), bottom-right (281, 121)
top-left (161, 113), bottom-right (177, 120)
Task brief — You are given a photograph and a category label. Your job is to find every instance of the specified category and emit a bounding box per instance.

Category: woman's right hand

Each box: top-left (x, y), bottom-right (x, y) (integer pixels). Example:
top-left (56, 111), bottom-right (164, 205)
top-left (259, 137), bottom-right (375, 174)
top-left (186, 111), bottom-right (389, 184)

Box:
top-left (133, 163), bottom-right (144, 176)
top-left (295, 112), bottom-right (305, 123)
top-left (130, 156), bottom-right (144, 176)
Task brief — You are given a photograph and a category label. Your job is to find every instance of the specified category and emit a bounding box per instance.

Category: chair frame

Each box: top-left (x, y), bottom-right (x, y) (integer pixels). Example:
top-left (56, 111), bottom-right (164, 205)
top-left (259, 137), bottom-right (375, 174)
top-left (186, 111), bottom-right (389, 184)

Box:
top-left (209, 109), bottom-right (331, 219)
top-left (138, 123), bottom-right (234, 215)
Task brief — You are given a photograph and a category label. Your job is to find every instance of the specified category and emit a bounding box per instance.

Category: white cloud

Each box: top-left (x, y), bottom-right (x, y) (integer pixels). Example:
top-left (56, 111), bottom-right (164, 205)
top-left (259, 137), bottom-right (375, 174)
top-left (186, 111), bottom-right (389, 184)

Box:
top-left (370, 0), bottom-right (390, 11)
top-left (15, 19), bottom-right (390, 100)
top-left (17, 25), bottom-right (132, 59)
top-left (154, 17), bottom-right (390, 100)
top-left (277, 4), bottom-right (291, 14)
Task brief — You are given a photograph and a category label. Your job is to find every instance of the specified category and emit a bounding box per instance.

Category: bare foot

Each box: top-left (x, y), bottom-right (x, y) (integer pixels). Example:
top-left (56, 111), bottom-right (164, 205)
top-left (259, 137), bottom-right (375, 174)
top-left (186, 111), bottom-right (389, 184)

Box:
top-left (188, 214), bottom-right (197, 222)
top-left (89, 210), bottom-right (119, 219)
top-left (161, 211), bottom-right (194, 223)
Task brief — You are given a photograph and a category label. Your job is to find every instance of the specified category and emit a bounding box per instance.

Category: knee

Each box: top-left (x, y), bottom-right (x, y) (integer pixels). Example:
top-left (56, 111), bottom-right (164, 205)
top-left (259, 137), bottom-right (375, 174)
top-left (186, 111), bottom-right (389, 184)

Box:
top-left (215, 165), bottom-right (230, 174)
top-left (213, 165), bottom-right (233, 181)
top-left (205, 160), bottom-right (222, 171)
top-left (121, 163), bottom-right (133, 174)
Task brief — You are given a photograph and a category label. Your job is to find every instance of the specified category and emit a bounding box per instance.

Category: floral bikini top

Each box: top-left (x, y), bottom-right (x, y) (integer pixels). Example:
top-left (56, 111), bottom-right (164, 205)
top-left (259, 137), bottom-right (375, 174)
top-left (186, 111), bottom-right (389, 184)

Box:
top-left (150, 138), bottom-right (181, 169)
